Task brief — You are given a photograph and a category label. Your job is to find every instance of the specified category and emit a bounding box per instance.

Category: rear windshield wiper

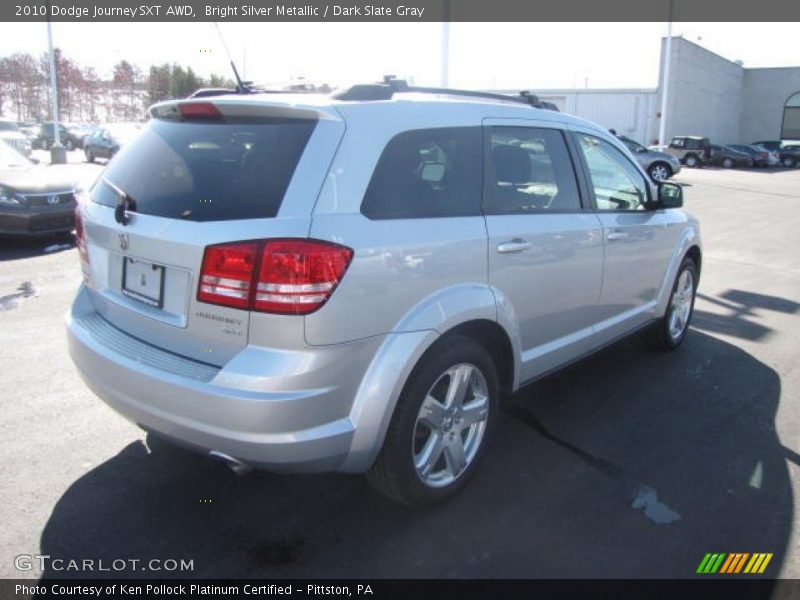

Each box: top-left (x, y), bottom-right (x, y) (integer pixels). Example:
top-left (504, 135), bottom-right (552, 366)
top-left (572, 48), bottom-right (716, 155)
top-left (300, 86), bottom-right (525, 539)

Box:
top-left (103, 178), bottom-right (137, 226)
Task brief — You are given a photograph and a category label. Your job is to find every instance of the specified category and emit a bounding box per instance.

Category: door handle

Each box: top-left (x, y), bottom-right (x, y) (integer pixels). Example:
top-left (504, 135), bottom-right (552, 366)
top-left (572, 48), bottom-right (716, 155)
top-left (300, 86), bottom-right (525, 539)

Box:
top-left (606, 230), bottom-right (628, 241)
top-left (497, 239), bottom-right (532, 254)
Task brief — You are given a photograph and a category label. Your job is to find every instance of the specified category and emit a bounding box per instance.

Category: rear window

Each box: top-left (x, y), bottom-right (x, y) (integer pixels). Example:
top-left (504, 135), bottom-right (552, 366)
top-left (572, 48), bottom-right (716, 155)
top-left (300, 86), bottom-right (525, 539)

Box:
top-left (92, 117), bottom-right (316, 221)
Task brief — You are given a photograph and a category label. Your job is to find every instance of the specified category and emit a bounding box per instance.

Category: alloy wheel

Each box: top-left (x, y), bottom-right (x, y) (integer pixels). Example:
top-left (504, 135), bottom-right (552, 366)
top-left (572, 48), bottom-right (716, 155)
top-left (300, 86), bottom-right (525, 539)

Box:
top-left (412, 363), bottom-right (490, 488)
top-left (650, 164), bottom-right (669, 181)
top-left (668, 269), bottom-right (694, 341)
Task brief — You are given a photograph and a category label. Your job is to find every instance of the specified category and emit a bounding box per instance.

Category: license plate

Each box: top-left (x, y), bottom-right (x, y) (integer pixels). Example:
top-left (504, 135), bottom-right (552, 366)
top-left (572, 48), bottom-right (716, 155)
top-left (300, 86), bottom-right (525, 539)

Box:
top-left (122, 257), bottom-right (165, 308)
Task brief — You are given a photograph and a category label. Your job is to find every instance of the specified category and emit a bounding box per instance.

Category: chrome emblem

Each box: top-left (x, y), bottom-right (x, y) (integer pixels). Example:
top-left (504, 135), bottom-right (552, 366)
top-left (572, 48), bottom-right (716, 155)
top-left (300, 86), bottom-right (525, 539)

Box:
top-left (119, 233), bottom-right (130, 251)
top-left (46, 194), bottom-right (59, 205)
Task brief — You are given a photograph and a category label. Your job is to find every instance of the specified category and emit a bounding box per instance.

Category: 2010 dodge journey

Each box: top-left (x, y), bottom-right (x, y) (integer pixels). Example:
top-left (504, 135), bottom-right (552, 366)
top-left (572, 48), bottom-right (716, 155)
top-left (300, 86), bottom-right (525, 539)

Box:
top-left (67, 82), bottom-right (701, 505)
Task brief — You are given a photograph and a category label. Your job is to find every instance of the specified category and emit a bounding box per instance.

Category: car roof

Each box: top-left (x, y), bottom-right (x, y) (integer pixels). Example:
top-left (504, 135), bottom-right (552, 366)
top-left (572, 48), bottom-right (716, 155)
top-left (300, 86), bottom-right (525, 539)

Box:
top-left (154, 91), bottom-right (607, 135)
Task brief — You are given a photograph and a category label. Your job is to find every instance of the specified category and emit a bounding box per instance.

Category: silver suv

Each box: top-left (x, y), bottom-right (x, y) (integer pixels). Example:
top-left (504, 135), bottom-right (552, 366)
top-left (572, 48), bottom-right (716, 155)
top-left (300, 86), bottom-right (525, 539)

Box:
top-left (67, 83), bottom-right (702, 506)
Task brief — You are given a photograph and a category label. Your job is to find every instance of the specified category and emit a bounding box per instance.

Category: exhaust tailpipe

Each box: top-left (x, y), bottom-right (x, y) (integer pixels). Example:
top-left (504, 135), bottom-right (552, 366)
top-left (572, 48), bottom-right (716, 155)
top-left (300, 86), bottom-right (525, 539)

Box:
top-left (209, 450), bottom-right (253, 476)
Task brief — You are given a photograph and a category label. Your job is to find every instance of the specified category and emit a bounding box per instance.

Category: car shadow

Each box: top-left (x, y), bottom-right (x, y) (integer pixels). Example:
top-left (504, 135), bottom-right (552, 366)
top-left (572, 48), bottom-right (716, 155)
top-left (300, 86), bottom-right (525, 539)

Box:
top-left (693, 289), bottom-right (800, 342)
top-left (38, 330), bottom-right (791, 580)
top-left (0, 233), bottom-right (75, 262)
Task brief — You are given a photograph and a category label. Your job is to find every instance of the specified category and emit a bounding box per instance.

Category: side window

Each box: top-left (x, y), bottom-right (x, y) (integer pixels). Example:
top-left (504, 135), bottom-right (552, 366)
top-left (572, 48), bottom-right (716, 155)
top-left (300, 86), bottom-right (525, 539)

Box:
top-left (670, 138), bottom-right (684, 149)
top-left (576, 134), bottom-right (648, 211)
top-left (484, 127), bottom-right (581, 214)
top-left (361, 127), bottom-right (482, 219)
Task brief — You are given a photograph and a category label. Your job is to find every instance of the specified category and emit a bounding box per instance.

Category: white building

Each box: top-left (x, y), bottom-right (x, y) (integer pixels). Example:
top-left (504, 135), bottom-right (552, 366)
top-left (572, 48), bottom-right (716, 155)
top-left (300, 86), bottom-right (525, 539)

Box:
top-left (500, 37), bottom-right (800, 146)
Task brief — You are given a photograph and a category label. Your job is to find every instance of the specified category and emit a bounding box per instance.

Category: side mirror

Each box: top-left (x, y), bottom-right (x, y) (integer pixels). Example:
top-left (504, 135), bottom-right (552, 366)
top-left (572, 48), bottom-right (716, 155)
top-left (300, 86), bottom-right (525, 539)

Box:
top-left (657, 182), bottom-right (683, 209)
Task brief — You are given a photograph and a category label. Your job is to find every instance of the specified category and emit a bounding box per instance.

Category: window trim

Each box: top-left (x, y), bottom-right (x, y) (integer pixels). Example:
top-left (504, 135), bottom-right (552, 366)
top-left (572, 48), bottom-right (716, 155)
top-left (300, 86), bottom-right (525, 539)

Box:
top-left (481, 125), bottom-right (589, 216)
top-left (569, 130), bottom-right (654, 214)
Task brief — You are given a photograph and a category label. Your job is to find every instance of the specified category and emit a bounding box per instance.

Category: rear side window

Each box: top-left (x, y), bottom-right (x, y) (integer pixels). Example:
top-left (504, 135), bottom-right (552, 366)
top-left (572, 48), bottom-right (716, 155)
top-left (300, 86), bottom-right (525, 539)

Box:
top-left (485, 127), bottom-right (581, 213)
top-left (93, 117), bottom-right (316, 221)
top-left (361, 127), bottom-right (482, 219)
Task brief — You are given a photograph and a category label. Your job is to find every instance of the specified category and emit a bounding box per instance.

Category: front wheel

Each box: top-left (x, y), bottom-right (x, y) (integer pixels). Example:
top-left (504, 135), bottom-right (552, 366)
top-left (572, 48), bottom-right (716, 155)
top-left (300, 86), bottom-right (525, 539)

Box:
top-left (648, 162), bottom-right (672, 181)
top-left (722, 157), bottom-right (734, 168)
top-left (366, 336), bottom-right (497, 506)
top-left (644, 257), bottom-right (698, 351)
top-left (782, 156), bottom-right (796, 168)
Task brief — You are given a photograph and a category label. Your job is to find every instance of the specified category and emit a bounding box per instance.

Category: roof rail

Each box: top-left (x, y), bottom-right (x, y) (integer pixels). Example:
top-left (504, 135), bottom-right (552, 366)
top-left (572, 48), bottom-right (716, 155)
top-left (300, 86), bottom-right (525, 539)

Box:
top-left (331, 76), bottom-right (559, 111)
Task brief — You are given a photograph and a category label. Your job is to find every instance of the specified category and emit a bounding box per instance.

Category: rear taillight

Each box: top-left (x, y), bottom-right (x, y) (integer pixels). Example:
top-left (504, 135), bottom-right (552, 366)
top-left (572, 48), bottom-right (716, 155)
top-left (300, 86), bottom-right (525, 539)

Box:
top-left (197, 242), bottom-right (259, 309)
top-left (197, 239), bottom-right (353, 315)
top-left (74, 202), bottom-right (89, 266)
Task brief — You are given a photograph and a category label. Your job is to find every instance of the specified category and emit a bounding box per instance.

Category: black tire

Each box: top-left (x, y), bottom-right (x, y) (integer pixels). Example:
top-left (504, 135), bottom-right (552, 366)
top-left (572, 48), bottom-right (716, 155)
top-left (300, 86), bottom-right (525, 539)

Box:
top-left (644, 257), bottom-right (698, 351)
top-left (722, 157), bottom-right (734, 169)
top-left (782, 156), bottom-right (796, 168)
top-left (648, 162), bottom-right (672, 182)
top-left (366, 335), bottom-right (498, 506)
top-left (684, 154), bottom-right (699, 168)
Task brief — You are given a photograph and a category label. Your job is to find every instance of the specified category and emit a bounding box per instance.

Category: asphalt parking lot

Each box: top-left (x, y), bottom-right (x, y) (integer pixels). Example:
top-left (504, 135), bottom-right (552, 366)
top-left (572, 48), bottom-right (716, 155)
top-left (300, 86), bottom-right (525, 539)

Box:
top-left (1, 159), bottom-right (798, 580)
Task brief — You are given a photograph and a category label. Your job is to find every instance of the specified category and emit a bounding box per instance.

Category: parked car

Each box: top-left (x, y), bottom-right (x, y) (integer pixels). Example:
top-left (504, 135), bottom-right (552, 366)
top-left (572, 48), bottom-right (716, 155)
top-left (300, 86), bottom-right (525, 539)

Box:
top-left (615, 133), bottom-right (682, 181)
top-left (0, 120), bottom-right (33, 157)
top-left (706, 144), bottom-right (754, 168)
top-left (83, 124), bottom-right (142, 162)
top-left (663, 135), bottom-right (711, 167)
top-left (726, 144), bottom-right (772, 168)
top-left (751, 141), bottom-right (800, 168)
top-left (67, 84), bottom-right (702, 506)
top-left (37, 122), bottom-right (83, 151)
top-left (0, 141), bottom-right (77, 236)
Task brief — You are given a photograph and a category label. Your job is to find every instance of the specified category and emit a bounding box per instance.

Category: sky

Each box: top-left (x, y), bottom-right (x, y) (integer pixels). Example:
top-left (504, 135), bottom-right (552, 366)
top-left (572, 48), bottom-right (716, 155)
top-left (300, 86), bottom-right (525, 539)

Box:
top-left (0, 21), bottom-right (797, 90)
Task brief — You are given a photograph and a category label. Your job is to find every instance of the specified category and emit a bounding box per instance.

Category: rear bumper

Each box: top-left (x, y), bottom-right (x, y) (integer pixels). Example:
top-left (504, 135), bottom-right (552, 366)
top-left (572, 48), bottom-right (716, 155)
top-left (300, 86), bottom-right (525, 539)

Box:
top-left (66, 285), bottom-right (387, 473)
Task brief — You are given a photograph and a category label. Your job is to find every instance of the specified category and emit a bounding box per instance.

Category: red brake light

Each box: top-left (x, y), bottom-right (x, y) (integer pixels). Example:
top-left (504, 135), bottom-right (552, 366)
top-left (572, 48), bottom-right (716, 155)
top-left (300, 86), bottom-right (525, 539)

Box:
top-left (254, 240), bottom-right (353, 314)
top-left (178, 102), bottom-right (222, 119)
top-left (197, 239), bottom-right (353, 314)
top-left (197, 242), bottom-right (258, 309)
top-left (74, 202), bottom-right (89, 265)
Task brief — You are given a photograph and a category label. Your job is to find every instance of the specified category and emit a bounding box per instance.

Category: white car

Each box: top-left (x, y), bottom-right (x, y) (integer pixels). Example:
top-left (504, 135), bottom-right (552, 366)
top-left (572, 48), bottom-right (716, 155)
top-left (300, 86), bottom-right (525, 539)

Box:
top-left (0, 120), bottom-right (32, 157)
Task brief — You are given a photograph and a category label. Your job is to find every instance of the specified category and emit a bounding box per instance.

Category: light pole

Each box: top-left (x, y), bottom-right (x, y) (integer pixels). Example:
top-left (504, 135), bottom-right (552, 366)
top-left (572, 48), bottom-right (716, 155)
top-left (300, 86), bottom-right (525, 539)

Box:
top-left (657, 0), bottom-right (675, 148)
top-left (440, 0), bottom-right (450, 87)
top-left (45, 0), bottom-right (66, 164)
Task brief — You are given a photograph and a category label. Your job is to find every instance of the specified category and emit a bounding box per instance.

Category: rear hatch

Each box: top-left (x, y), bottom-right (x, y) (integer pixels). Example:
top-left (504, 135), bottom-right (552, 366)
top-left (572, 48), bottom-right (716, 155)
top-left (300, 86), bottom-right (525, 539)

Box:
top-left (78, 96), bottom-right (344, 365)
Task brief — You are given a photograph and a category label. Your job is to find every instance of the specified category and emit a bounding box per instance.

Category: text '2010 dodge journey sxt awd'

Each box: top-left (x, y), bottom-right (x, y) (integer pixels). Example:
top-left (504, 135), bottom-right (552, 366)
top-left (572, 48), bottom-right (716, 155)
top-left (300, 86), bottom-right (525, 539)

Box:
top-left (67, 83), bottom-right (701, 506)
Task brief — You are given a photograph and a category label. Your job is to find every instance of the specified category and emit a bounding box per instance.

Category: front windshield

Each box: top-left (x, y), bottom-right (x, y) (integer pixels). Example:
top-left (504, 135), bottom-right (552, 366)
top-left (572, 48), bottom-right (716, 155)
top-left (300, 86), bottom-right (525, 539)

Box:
top-left (620, 136), bottom-right (644, 152)
top-left (0, 141), bottom-right (32, 168)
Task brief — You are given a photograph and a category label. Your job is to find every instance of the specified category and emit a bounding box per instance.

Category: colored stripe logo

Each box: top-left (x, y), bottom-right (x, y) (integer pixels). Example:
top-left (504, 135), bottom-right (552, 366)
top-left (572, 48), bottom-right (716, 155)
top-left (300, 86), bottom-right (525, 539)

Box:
top-left (697, 553), bottom-right (773, 574)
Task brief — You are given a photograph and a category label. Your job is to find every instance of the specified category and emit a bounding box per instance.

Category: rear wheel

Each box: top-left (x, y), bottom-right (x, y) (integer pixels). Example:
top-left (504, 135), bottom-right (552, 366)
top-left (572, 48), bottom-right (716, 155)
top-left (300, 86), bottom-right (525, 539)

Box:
top-left (722, 157), bottom-right (734, 168)
top-left (684, 154), bottom-right (699, 168)
top-left (644, 257), bottom-right (698, 351)
top-left (648, 162), bottom-right (672, 181)
top-left (366, 335), bottom-right (497, 506)
top-left (782, 156), bottom-right (796, 168)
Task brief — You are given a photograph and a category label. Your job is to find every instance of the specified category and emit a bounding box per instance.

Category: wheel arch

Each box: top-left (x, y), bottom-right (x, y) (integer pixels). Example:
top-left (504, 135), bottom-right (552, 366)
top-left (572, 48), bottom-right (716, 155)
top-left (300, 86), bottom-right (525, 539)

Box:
top-left (340, 317), bottom-right (518, 474)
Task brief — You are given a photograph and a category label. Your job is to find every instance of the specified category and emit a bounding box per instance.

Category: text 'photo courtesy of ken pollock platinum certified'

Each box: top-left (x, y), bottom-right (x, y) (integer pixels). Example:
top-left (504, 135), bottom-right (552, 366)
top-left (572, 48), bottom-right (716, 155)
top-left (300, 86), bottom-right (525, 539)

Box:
top-left (18, 3), bottom-right (427, 19)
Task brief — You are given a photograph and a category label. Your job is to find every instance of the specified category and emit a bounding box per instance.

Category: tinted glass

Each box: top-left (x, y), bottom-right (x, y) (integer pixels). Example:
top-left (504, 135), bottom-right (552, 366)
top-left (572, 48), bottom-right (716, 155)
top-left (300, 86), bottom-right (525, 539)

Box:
top-left (361, 127), bottom-right (482, 219)
top-left (485, 127), bottom-right (581, 213)
top-left (93, 117), bottom-right (316, 221)
top-left (577, 135), bottom-right (648, 211)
